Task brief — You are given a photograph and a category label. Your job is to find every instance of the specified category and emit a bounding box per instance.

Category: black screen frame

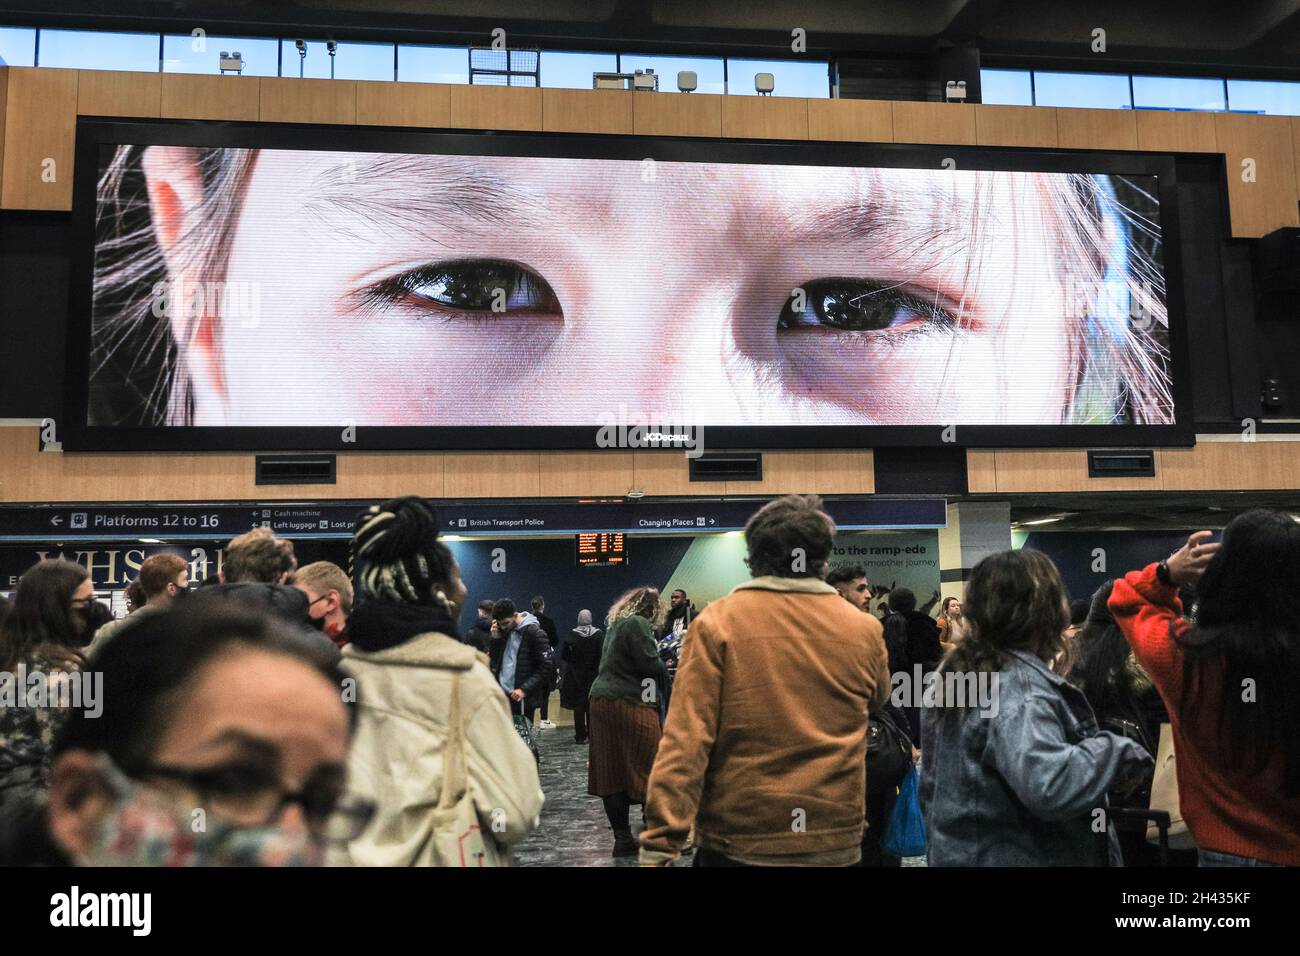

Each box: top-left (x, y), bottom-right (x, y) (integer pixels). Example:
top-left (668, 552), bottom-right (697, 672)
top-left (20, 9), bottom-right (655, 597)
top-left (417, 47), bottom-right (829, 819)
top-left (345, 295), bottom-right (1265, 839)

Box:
top-left (64, 116), bottom-right (1196, 452)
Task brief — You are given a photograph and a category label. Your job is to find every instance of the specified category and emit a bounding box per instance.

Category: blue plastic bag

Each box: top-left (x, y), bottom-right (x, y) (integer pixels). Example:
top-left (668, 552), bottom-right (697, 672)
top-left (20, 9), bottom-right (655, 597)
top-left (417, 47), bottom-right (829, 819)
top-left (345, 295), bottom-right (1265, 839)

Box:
top-left (882, 764), bottom-right (927, 858)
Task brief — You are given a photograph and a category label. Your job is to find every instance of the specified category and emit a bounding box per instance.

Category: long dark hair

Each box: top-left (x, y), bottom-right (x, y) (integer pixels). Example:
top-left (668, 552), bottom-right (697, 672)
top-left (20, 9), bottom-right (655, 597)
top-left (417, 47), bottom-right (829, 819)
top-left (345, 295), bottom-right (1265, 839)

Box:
top-left (0, 559), bottom-right (90, 671)
top-left (1069, 581), bottom-right (1139, 721)
top-left (1177, 510), bottom-right (1300, 797)
top-left (943, 549), bottom-right (1070, 681)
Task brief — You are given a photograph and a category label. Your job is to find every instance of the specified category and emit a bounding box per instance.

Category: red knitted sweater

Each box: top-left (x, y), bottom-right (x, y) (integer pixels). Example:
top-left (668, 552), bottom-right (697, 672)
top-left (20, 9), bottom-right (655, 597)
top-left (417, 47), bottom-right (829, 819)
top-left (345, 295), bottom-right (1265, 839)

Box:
top-left (1109, 563), bottom-right (1300, 865)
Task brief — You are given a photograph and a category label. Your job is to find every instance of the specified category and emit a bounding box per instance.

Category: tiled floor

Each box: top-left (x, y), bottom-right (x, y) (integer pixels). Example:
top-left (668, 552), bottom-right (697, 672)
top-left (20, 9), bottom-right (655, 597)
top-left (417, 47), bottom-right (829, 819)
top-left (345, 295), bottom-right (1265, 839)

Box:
top-left (513, 704), bottom-right (686, 867)
top-left (514, 694), bottom-right (924, 867)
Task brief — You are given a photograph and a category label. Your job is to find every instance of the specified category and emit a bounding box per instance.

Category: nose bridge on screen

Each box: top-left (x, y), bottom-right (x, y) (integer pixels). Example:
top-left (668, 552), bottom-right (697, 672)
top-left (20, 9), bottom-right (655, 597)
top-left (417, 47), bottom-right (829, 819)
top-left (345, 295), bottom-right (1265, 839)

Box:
top-left (573, 235), bottom-right (738, 416)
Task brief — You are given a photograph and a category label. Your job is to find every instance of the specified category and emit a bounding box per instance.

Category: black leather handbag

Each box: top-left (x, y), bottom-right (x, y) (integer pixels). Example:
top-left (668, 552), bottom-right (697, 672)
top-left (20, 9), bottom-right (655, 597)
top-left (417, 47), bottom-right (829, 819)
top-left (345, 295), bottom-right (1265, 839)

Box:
top-left (866, 707), bottom-right (914, 796)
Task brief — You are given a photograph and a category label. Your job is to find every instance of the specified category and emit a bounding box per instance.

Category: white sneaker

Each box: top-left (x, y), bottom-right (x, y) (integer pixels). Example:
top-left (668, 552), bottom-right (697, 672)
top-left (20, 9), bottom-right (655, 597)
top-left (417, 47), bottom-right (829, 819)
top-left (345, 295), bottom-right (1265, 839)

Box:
top-left (539, 720), bottom-right (556, 729)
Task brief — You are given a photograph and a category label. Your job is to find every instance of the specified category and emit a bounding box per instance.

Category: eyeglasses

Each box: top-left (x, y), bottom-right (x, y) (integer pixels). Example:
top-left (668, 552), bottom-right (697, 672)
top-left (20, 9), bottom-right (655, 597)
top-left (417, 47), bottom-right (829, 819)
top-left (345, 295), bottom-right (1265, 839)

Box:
top-left (138, 762), bottom-right (375, 844)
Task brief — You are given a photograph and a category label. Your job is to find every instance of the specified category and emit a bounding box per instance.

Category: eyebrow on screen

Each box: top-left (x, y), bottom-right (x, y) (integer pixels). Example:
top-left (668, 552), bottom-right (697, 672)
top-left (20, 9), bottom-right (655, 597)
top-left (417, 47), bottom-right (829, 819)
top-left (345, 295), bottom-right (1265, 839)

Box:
top-left (790, 191), bottom-right (976, 260)
top-left (305, 152), bottom-right (976, 258)
top-left (303, 153), bottom-right (549, 237)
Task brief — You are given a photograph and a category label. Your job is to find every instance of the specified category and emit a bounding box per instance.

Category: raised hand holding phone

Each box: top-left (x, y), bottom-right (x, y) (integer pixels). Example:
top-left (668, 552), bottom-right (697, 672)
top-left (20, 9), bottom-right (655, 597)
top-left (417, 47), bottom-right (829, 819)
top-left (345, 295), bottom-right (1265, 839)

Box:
top-left (1164, 530), bottom-right (1221, 589)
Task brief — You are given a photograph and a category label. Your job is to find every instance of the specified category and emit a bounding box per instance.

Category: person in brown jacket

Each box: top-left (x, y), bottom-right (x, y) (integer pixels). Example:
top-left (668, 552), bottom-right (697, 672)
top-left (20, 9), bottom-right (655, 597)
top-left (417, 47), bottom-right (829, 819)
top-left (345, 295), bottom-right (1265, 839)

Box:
top-left (639, 494), bottom-right (892, 867)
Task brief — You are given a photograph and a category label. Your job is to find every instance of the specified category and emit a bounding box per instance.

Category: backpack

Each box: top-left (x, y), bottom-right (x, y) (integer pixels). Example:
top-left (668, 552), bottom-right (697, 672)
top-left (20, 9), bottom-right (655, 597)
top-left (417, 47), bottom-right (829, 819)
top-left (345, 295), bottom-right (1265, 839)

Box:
top-left (867, 707), bottom-right (914, 796)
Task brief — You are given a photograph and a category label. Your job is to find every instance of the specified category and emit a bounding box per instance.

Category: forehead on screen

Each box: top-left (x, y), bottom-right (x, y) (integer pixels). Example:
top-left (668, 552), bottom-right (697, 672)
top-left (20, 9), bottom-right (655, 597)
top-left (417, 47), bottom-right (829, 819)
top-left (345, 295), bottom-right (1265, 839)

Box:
top-left (281, 149), bottom-right (1048, 236)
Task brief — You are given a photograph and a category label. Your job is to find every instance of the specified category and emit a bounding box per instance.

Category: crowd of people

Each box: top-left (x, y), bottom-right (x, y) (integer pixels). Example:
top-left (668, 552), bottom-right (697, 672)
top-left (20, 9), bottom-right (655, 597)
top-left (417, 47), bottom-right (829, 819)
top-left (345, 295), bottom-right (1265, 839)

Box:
top-left (0, 493), bottom-right (1296, 867)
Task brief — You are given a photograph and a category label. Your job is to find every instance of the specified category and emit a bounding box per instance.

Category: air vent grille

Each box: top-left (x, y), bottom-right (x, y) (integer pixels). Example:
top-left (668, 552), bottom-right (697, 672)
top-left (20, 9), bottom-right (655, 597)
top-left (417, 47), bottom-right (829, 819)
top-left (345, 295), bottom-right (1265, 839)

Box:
top-left (1087, 449), bottom-right (1156, 478)
top-left (689, 453), bottom-right (763, 482)
top-left (255, 455), bottom-right (337, 485)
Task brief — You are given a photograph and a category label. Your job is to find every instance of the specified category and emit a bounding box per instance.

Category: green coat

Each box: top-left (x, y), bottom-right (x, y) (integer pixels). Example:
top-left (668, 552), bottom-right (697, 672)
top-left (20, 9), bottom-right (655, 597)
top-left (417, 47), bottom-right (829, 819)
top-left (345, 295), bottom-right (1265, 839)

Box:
top-left (588, 614), bottom-right (667, 707)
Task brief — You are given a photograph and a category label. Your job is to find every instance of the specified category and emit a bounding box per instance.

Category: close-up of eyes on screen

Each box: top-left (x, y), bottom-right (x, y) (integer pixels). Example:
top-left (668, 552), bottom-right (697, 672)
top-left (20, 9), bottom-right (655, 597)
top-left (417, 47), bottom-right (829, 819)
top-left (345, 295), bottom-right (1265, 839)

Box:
top-left (86, 140), bottom-right (1173, 432)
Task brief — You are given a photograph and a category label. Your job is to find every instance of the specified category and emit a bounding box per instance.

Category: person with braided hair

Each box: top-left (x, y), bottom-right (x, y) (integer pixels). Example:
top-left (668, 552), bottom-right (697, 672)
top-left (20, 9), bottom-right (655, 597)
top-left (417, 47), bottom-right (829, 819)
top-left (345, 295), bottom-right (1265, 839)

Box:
top-left (333, 496), bottom-right (543, 866)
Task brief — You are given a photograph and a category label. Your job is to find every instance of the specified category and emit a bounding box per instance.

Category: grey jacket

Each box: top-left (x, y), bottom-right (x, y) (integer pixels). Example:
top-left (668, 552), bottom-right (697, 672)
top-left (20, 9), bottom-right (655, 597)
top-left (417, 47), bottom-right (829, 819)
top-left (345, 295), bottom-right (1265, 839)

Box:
top-left (86, 602), bottom-right (167, 659)
top-left (919, 649), bottom-right (1153, 866)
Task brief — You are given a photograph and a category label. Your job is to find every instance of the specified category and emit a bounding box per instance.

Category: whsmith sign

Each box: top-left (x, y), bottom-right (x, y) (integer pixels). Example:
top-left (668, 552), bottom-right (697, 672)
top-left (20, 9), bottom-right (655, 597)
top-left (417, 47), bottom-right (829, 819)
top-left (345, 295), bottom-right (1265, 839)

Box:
top-left (0, 540), bottom-right (350, 590)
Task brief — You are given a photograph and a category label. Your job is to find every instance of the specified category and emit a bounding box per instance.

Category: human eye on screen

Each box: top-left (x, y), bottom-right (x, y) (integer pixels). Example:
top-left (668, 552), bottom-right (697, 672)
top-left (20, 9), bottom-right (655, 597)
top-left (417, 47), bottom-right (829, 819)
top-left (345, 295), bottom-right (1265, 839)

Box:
top-left (359, 259), bottom-right (562, 317)
top-left (777, 278), bottom-right (958, 337)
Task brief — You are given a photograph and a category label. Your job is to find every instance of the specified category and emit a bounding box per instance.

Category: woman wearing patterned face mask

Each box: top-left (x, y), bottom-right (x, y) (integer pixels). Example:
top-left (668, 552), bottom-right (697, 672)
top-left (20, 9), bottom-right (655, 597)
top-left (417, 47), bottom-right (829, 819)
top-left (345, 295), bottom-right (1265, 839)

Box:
top-left (0, 599), bottom-right (366, 866)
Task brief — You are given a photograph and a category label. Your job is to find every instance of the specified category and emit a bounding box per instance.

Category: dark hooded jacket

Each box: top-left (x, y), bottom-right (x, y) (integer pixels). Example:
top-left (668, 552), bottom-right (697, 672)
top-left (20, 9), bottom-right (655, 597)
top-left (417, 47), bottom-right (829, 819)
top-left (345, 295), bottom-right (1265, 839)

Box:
top-left (192, 583), bottom-right (341, 665)
top-left (560, 620), bottom-right (604, 709)
top-left (489, 612), bottom-right (554, 711)
top-left (463, 615), bottom-right (493, 654)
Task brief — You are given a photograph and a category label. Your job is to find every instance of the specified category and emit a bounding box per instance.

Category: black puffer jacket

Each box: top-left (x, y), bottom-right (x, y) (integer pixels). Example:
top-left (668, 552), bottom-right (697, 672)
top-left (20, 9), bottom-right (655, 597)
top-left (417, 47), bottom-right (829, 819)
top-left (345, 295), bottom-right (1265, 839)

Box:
top-left (462, 616), bottom-right (492, 654)
top-left (192, 583), bottom-right (341, 665)
top-left (198, 581), bottom-right (310, 622)
top-left (489, 612), bottom-right (554, 710)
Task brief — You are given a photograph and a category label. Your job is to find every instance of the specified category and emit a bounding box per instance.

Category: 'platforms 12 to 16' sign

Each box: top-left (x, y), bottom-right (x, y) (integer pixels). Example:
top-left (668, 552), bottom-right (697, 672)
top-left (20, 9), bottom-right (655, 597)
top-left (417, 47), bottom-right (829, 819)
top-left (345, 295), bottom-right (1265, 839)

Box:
top-left (0, 500), bottom-right (947, 542)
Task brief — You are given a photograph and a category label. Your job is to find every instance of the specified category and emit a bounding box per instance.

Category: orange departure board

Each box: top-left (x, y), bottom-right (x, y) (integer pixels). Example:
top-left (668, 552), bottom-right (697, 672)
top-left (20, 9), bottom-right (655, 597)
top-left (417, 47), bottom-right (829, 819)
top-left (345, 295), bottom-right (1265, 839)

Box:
top-left (576, 533), bottom-right (627, 567)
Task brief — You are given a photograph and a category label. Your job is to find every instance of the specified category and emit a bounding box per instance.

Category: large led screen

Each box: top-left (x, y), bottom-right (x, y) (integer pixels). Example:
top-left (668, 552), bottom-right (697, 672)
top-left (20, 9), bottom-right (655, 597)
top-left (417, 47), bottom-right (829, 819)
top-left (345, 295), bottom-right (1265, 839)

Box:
top-left (66, 120), bottom-right (1190, 450)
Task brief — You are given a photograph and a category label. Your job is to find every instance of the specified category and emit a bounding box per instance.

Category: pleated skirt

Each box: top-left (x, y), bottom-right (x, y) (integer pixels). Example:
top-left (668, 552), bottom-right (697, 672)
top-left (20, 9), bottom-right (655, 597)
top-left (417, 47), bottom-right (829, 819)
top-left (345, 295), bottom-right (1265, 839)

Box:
top-left (587, 695), bottom-right (662, 802)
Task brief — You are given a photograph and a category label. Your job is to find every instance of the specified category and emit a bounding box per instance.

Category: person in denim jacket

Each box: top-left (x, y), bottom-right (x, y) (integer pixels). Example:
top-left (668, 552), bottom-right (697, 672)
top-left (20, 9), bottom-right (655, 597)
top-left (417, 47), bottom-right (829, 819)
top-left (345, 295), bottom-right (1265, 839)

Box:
top-left (919, 549), bottom-right (1152, 866)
